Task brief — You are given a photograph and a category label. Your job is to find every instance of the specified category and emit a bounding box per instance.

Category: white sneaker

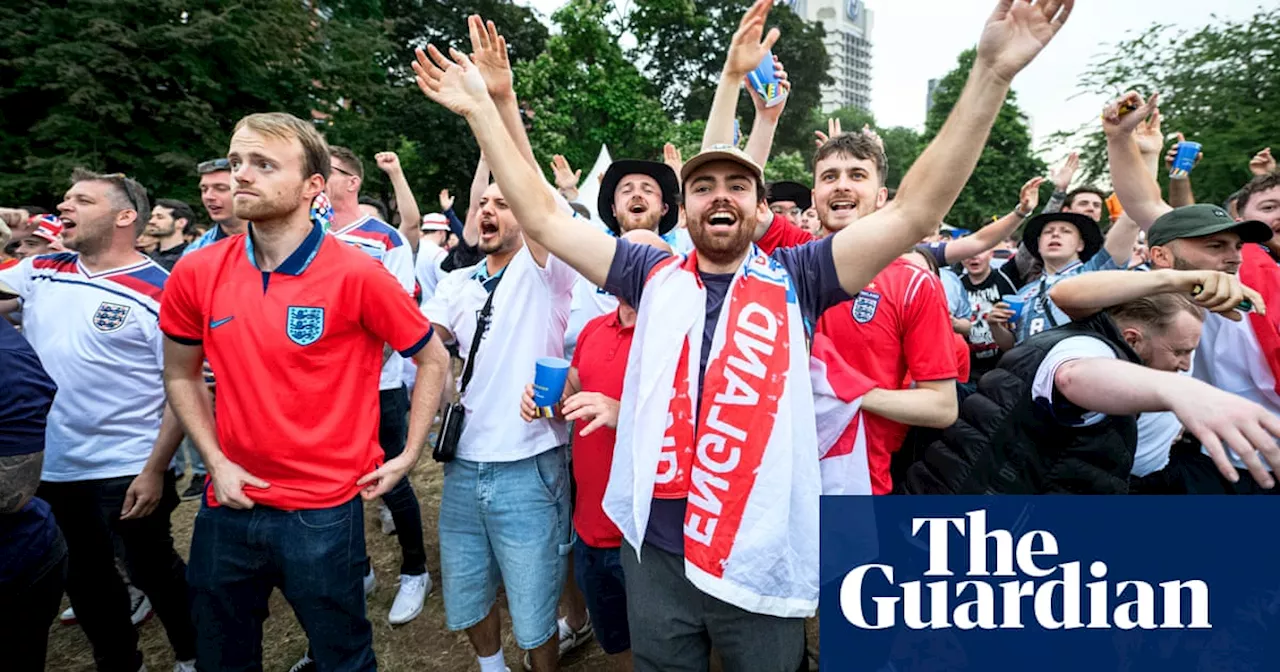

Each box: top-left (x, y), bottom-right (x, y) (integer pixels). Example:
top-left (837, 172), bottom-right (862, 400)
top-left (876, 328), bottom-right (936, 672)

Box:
top-left (174, 660), bottom-right (197, 672)
top-left (378, 503), bottom-right (396, 535)
top-left (388, 573), bottom-right (431, 625)
top-left (129, 585), bottom-right (154, 626)
top-left (364, 568), bottom-right (377, 597)
top-left (522, 615), bottom-right (593, 670)
top-left (60, 606), bottom-right (77, 626)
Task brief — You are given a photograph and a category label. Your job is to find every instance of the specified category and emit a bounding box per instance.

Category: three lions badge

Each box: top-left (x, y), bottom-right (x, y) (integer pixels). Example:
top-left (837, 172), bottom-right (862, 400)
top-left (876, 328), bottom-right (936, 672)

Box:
top-left (92, 302), bottom-right (131, 333)
top-left (852, 290), bottom-right (880, 324)
top-left (286, 306), bottom-right (325, 346)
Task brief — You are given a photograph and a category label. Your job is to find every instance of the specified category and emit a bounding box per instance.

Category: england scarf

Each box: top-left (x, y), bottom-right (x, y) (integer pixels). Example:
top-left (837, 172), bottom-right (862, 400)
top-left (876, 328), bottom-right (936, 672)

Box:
top-left (810, 333), bottom-right (876, 496)
top-left (604, 245), bottom-right (821, 618)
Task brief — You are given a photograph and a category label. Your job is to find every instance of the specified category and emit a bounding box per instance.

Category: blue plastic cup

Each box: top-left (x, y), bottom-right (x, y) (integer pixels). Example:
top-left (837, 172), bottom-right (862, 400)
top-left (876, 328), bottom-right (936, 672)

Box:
top-left (1169, 141), bottom-right (1201, 179)
top-left (532, 357), bottom-right (571, 417)
top-left (747, 50), bottom-right (787, 108)
top-left (1001, 295), bottom-right (1026, 323)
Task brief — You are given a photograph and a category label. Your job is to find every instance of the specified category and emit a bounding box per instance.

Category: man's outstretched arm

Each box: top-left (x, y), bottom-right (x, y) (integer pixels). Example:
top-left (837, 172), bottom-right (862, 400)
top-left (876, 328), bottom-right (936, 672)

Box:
top-left (830, 0), bottom-right (1075, 295)
top-left (1105, 92), bottom-right (1172, 230)
top-left (1050, 268), bottom-right (1264, 322)
top-left (942, 176), bottom-right (1043, 264)
top-left (414, 47), bottom-right (615, 286)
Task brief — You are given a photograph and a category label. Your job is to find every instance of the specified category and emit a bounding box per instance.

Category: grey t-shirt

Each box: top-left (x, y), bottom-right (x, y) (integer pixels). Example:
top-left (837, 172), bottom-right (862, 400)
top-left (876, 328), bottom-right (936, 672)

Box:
top-left (603, 236), bottom-right (851, 555)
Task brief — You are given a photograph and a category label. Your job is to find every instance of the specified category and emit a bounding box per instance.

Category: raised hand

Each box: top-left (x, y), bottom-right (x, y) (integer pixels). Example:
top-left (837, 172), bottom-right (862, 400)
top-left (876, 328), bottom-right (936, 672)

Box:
top-left (1132, 107), bottom-right (1164, 157)
top-left (1250, 147), bottom-right (1276, 176)
top-left (723, 0), bottom-right (781, 78)
top-left (374, 151), bottom-right (402, 175)
top-left (550, 155), bottom-right (581, 191)
top-left (1019, 176), bottom-right (1045, 212)
top-left (1101, 91), bottom-right (1159, 139)
top-left (663, 143), bottom-right (684, 176)
top-left (814, 118), bottom-right (844, 148)
top-left (977, 0), bottom-right (1073, 83)
top-left (743, 54), bottom-right (790, 123)
top-left (1050, 151), bottom-right (1078, 191)
top-left (468, 15), bottom-right (513, 100)
top-left (861, 124), bottom-right (883, 152)
top-left (1164, 133), bottom-right (1203, 170)
top-left (439, 189), bottom-right (455, 212)
top-left (413, 45), bottom-right (492, 118)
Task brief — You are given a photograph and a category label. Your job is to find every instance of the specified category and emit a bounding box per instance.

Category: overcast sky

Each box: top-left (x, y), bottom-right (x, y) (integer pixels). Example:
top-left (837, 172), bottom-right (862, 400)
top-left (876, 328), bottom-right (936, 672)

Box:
top-left (520, 0), bottom-right (1265, 161)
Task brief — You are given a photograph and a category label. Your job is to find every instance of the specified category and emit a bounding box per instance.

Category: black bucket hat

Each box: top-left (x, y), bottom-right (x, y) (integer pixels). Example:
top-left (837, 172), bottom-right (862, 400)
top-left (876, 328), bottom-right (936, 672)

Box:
top-left (598, 160), bottom-right (680, 236)
top-left (766, 181), bottom-right (811, 211)
top-left (1023, 212), bottom-right (1104, 263)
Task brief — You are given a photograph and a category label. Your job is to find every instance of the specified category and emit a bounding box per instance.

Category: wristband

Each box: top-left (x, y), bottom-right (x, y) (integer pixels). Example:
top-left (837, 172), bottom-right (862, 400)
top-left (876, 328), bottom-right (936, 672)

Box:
top-left (1014, 206), bottom-right (1033, 218)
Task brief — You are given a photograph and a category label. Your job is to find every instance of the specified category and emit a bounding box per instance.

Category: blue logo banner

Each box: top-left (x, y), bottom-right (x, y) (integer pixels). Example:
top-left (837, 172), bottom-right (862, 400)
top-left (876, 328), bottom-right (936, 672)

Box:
top-left (819, 496), bottom-right (1280, 671)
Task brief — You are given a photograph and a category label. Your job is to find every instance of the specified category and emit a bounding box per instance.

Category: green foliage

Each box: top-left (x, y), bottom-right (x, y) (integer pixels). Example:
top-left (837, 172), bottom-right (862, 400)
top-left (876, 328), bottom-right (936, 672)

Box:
top-left (1047, 7), bottom-right (1280, 205)
top-left (515, 0), bottom-right (671, 179)
top-left (0, 0), bottom-right (547, 216)
top-left (923, 48), bottom-right (1045, 228)
top-left (764, 151), bottom-right (810, 185)
top-left (627, 0), bottom-right (831, 158)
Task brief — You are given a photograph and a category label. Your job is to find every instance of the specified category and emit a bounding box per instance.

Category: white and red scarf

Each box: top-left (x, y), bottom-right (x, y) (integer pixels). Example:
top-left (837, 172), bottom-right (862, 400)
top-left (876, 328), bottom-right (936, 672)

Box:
top-left (605, 245), bottom-right (821, 617)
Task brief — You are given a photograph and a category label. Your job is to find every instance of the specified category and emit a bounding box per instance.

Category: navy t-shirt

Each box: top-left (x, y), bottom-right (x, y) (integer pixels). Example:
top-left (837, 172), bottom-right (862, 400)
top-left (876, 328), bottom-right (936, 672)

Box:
top-left (0, 319), bottom-right (58, 583)
top-left (604, 236), bottom-right (851, 555)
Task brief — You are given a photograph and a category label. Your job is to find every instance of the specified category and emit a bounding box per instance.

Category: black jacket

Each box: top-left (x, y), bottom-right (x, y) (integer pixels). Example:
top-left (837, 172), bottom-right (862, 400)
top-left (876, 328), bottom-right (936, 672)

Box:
top-left (902, 313), bottom-right (1142, 495)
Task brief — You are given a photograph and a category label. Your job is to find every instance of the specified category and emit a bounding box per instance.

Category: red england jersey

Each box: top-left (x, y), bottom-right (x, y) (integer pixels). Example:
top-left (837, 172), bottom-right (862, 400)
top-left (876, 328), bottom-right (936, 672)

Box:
top-left (815, 258), bottom-right (958, 494)
top-left (160, 224), bottom-right (433, 510)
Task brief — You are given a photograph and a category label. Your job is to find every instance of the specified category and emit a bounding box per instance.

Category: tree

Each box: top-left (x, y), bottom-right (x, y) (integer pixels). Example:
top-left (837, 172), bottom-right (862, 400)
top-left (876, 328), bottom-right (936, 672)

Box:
top-left (626, 0), bottom-right (831, 158)
top-left (879, 126), bottom-right (922, 190)
top-left (764, 151), bottom-right (810, 185)
top-left (515, 0), bottom-right (671, 180)
top-left (923, 48), bottom-right (1045, 229)
top-left (1049, 7), bottom-right (1280, 205)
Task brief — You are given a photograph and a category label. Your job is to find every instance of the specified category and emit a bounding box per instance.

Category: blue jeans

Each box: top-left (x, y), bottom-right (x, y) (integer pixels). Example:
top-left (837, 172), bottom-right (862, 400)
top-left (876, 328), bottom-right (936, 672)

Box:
top-left (438, 445), bottom-right (572, 650)
top-left (573, 538), bottom-right (630, 654)
top-left (187, 496), bottom-right (374, 671)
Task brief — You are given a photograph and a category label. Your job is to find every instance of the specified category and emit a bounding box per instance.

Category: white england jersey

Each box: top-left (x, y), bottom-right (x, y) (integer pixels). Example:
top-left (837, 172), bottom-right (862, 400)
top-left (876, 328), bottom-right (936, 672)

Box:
top-left (332, 216), bottom-right (416, 390)
top-left (0, 252), bottom-right (168, 482)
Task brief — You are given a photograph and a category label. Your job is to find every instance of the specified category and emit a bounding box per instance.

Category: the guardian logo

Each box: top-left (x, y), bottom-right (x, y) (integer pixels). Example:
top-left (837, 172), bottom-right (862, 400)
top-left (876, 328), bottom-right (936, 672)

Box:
top-left (841, 510), bottom-right (1211, 631)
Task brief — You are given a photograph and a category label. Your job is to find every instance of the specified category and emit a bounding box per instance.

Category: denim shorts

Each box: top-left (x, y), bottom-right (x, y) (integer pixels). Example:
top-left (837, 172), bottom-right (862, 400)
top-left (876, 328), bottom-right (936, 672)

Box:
top-left (438, 445), bottom-right (572, 649)
top-left (573, 538), bottom-right (630, 654)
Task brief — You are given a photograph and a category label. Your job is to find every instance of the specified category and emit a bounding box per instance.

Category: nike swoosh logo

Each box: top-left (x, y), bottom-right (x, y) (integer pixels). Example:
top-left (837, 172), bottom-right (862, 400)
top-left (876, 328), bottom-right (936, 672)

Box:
top-left (210, 316), bottom-right (234, 329)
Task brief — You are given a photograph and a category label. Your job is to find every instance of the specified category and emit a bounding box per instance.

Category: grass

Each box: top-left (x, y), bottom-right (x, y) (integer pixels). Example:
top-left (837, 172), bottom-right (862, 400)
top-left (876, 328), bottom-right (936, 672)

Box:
top-left (44, 459), bottom-right (613, 671)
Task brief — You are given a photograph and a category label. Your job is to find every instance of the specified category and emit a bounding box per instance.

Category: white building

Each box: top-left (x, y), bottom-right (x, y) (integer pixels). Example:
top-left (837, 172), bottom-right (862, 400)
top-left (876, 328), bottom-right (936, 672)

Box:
top-left (787, 0), bottom-right (873, 113)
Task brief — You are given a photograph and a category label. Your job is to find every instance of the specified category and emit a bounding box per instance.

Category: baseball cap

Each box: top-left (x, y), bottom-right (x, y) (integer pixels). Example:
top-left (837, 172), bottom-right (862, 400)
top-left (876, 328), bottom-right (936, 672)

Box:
top-left (679, 144), bottom-right (764, 187)
top-left (197, 158), bottom-right (231, 175)
top-left (421, 213), bottom-right (450, 232)
top-left (29, 214), bottom-right (64, 243)
top-left (1147, 204), bottom-right (1272, 247)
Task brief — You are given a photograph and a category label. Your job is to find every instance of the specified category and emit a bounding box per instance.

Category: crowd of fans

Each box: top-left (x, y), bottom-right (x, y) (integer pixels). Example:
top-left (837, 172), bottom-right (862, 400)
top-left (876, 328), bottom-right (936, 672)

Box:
top-left (3, 0), bottom-right (1280, 671)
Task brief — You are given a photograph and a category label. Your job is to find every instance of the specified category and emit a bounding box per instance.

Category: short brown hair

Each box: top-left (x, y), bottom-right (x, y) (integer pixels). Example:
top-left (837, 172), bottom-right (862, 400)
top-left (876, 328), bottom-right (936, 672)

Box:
top-left (329, 146), bottom-right (364, 180)
top-left (70, 168), bottom-right (151, 235)
top-left (1065, 186), bottom-right (1107, 209)
top-left (1107, 292), bottom-right (1205, 334)
top-left (812, 133), bottom-right (888, 187)
top-left (1237, 173), bottom-right (1280, 213)
top-left (233, 112), bottom-right (331, 181)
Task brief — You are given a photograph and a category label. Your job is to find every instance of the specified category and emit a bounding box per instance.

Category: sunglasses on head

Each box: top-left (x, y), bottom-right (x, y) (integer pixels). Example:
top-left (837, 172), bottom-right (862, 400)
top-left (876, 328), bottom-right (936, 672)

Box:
top-left (197, 158), bottom-right (231, 175)
top-left (99, 173), bottom-right (143, 214)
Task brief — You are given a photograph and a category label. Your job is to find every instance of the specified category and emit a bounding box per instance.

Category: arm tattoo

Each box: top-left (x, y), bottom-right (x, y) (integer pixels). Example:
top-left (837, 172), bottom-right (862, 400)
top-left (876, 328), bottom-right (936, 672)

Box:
top-left (0, 452), bottom-right (43, 514)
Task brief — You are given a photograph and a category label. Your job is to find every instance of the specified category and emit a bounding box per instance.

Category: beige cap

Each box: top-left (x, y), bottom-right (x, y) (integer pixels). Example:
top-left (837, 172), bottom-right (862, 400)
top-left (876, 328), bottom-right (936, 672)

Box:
top-left (679, 144), bottom-right (764, 185)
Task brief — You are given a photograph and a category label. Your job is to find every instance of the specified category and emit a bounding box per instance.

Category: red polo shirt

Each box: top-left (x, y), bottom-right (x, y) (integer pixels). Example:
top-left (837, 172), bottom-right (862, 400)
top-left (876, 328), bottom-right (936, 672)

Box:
top-left (569, 310), bottom-right (634, 548)
top-left (816, 258), bottom-right (957, 494)
top-left (160, 224), bottom-right (433, 510)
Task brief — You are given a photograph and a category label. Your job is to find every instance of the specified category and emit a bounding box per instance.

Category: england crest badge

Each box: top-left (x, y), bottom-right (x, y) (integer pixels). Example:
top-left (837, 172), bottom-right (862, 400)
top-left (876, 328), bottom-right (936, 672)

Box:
top-left (92, 302), bottom-right (131, 333)
top-left (852, 290), bottom-right (880, 324)
top-left (286, 306), bottom-right (325, 346)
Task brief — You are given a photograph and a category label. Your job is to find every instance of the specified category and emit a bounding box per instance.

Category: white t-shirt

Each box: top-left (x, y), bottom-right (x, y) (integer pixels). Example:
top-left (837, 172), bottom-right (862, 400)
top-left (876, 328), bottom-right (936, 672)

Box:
top-left (422, 245), bottom-right (574, 462)
top-left (1032, 335), bottom-right (1190, 478)
top-left (332, 216), bottom-right (415, 390)
top-left (415, 239), bottom-right (449, 304)
top-left (1193, 313), bottom-right (1280, 472)
top-left (0, 253), bottom-right (168, 481)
